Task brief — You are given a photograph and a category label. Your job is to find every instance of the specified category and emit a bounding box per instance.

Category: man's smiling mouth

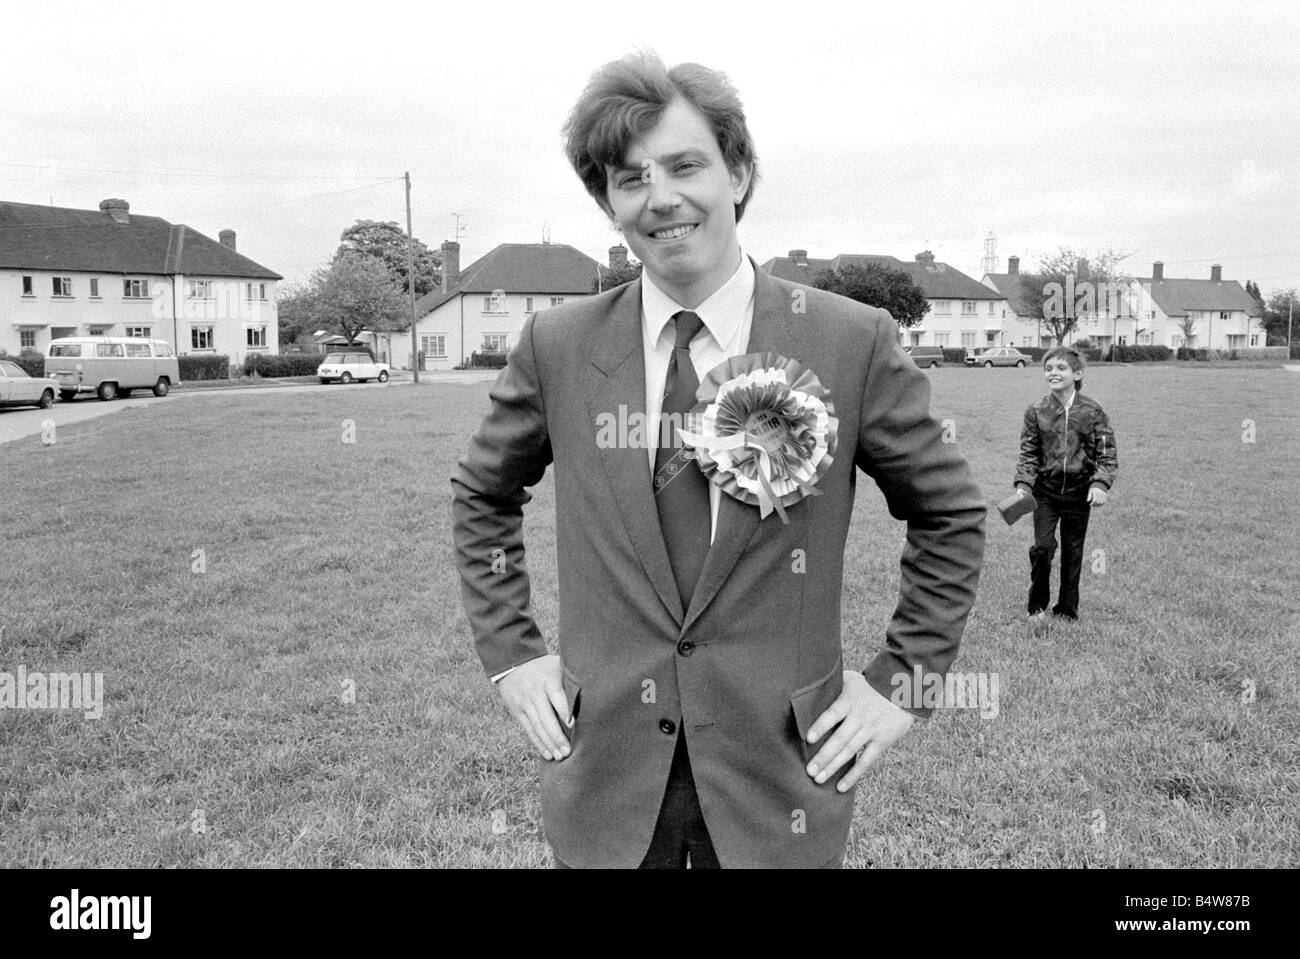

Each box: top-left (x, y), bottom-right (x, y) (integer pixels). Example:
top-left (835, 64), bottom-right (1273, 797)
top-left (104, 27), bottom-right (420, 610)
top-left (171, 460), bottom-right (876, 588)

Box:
top-left (650, 224), bottom-right (698, 240)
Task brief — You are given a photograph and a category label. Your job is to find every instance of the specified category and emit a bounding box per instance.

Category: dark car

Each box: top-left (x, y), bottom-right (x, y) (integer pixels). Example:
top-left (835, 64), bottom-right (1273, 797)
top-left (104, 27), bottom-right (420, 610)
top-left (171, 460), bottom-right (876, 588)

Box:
top-left (904, 345), bottom-right (945, 368)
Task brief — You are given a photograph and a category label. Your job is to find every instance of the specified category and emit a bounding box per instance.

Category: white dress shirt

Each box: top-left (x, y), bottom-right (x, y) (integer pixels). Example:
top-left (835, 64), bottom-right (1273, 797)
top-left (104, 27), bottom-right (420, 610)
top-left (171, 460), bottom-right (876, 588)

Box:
top-left (640, 250), bottom-right (756, 544)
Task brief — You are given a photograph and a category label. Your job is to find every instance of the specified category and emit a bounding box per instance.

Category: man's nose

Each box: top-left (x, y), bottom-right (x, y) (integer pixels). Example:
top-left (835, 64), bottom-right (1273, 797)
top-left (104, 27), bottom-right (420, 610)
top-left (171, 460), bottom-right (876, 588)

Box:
top-left (645, 170), bottom-right (680, 212)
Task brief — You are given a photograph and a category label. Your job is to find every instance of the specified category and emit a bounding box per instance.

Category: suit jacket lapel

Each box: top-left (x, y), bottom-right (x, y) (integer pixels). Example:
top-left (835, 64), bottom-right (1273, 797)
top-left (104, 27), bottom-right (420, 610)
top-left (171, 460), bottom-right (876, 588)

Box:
top-left (585, 280), bottom-right (685, 624)
top-left (683, 261), bottom-right (808, 633)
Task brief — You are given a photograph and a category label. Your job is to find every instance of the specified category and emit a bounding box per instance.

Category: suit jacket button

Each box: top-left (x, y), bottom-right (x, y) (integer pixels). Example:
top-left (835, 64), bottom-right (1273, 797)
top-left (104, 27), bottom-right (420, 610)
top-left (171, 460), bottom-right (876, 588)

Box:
top-left (659, 719), bottom-right (676, 735)
top-left (677, 640), bottom-right (695, 656)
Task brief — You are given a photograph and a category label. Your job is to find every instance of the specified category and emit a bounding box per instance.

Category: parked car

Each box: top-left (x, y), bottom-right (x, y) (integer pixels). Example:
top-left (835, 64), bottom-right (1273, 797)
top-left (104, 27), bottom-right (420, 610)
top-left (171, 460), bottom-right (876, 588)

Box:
top-left (904, 345), bottom-right (945, 368)
top-left (317, 352), bottom-right (391, 384)
top-left (0, 359), bottom-right (59, 409)
top-left (965, 347), bottom-right (1029, 368)
top-left (45, 337), bottom-right (178, 401)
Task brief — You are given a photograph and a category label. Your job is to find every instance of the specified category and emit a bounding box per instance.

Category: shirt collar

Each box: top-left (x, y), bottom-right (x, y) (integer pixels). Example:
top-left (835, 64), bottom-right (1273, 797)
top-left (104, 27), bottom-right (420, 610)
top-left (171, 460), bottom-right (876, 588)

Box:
top-left (641, 250), bottom-right (755, 352)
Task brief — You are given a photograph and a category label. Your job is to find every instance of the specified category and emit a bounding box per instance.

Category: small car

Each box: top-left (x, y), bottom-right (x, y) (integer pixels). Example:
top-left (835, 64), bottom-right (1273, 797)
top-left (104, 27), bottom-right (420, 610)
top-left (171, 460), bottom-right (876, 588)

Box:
top-left (904, 345), bottom-right (945, 368)
top-left (0, 359), bottom-right (59, 409)
top-left (317, 352), bottom-right (391, 384)
top-left (965, 347), bottom-right (1029, 368)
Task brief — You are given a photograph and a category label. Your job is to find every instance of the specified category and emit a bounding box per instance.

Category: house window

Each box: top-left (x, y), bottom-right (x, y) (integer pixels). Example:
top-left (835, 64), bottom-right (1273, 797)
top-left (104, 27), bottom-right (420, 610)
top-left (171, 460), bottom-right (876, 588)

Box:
top-left (90, 278), bottom-right (100, 298)
top-left (988, 301), bottom-right (995, 315)
top-left (247, 327), bottom-right (267, 348)
top-left (245, 282), bottom-right (267, 301)
top-left (87, 328), bottom-right (106, 336)
top-left (1250, 334), bottom-right (1260, 347)
top-left (123, 278), bottom-right (150, 298)
top-left (935, 300), bottom-right (951, 315)
top-left (19, 330), bottom-right (36, 349)
top-left (934, 331), bottom-right (950, 346)
top-left (524, 297), bottom-right (534, 313)
top-left (421, 334), bottom-right (446, 358)
top-left (21, 275), bottom-right (33, 296)
top-left (483, 292), bottom-right (506, 313)
top-left (1149, 310), bottom-right (1156, 320)
top-left (191, 326), bottom-right (215, 350)
top-left (1021, 336), bottom-right (1032, 346)
top-left (125, 326), bottom-right (151, 337)
top-left (550, 297), bottom-right (565, 307)
top-left (961, 331), bottom-right (977, 348)
top-left (52, 277), bottom-right (72, 297)
top-left (188, 280), bottom-right (214, 299)
top-left (1118, 335), bottom-right (1128, 345)
top-left (961, 301), bottom-right (976, 316)
top-left (482, 333), bottom-right (509, 353)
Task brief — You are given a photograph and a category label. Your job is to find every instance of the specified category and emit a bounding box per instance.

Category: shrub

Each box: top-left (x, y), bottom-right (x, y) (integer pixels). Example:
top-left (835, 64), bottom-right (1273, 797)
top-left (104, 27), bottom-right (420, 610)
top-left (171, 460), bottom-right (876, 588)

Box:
top-left (469, 351), bottom-right (508, 369)
top-left (3, 353), bottom-right (47, 377)
top-left (942, 347), bottom-right (967, 364)
top-left (1291, 345), bottom-right (1300, 361)
top-left (1224, 346), bottom-right (1288, 361)
top-left (1110, 344), bottom-right (1173, 362)
top-left (179, 354), bottom-right (230, 380)
top-left (245, 353), bottom-right (325, 377)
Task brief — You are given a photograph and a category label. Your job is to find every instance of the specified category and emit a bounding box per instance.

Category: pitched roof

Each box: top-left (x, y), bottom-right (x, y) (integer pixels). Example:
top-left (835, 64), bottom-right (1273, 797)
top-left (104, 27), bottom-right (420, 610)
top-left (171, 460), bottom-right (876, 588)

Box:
top-left (416, 242), bottom-right (604, 315)
top-left (0, 200), bottom-right (281, 279)
top-left (983, 272), bottom-right (1045, 318)
top-left (1137, 276), bottom-right (1262, 317)
top-left (761, 252), bottom-right (1002, 300)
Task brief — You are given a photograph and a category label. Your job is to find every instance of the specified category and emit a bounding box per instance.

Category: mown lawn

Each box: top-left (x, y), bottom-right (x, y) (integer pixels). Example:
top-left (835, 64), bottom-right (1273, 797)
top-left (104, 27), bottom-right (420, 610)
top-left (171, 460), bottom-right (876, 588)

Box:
top-left (0, 365), bottom-right (1296, 867)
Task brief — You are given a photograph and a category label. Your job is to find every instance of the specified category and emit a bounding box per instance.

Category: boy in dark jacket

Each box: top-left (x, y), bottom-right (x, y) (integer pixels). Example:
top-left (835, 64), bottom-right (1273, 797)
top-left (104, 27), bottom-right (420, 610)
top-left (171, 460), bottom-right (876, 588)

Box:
top-left (1013, 347), bottom-right (1117, 624)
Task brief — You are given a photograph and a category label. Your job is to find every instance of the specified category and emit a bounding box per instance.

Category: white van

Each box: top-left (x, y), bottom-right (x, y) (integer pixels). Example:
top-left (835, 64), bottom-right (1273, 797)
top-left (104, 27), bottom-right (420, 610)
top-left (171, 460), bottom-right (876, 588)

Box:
top-left (45, 337), bottom-right (180, 401)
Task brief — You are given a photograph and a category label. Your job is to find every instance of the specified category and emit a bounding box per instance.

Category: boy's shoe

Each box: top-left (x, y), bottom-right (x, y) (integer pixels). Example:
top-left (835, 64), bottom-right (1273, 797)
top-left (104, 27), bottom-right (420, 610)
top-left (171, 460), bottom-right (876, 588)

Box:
top-left (1027, 610), bottom-right (1049, 636)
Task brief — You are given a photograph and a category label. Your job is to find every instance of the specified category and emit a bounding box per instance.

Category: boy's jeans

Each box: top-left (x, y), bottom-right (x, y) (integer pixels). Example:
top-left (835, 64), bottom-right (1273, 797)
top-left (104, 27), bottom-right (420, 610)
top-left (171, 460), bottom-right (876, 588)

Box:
top-left (1028, 486), bottom-right (1091, 618)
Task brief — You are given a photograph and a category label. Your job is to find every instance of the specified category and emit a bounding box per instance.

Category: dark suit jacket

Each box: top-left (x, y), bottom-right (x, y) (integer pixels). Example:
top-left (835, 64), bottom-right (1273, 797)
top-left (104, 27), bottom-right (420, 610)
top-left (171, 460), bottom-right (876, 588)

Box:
top-left (451, 262), bottom-right (986, 867)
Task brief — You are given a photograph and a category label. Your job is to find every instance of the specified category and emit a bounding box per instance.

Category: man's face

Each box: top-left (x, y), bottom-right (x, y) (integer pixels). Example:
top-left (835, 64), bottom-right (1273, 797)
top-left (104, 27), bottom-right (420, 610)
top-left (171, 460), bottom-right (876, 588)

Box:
top-left (603, 97), bottom-right (751, 306)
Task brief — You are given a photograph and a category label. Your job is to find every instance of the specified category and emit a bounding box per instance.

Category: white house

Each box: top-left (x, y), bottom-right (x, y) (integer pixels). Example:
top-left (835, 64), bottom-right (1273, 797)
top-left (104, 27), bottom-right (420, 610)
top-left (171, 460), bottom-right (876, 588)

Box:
top-left (0, 198), bottom-right (280, 365)
top-left (761, 250), bottom-right (1009, 349)
top-left (412, 240), bottom-right (622, 369)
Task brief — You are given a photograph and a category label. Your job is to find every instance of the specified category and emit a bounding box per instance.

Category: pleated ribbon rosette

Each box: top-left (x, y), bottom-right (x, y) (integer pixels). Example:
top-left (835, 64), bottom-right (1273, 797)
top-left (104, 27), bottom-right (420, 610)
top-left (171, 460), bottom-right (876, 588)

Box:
top-left (678, 352), bottom-right (838, 523)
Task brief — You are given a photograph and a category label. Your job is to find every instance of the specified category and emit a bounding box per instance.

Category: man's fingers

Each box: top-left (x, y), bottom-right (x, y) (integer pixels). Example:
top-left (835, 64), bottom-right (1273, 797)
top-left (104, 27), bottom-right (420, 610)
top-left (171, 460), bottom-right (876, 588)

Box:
top-left (836, 741), bottom-right (887, 792)
top-left (513, 707), bottom-right (551, 760)
top-left (804, 694), bottom-right (849, 745)
top-left (546, 683), bottom-right (574, 729)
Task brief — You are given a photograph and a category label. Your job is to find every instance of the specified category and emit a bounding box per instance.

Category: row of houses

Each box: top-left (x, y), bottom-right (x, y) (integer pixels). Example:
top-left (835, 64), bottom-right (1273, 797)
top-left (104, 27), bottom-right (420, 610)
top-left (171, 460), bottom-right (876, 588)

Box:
top-left (1, 197), bottom-right (1265, 366)
top-left (0, 199), bottom-right (280, 364)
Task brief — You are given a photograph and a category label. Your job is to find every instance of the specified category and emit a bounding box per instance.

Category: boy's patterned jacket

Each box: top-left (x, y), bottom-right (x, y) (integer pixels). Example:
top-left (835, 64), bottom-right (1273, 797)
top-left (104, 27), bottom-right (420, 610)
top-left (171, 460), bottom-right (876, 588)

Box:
top-left (1014, 392), bottom-right (1117, 496)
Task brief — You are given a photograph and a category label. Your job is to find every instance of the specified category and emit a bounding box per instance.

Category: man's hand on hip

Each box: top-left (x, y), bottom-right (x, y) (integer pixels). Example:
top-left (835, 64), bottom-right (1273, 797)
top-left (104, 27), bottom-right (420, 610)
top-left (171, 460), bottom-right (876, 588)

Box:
top-left (497, 654), bottom-right (573, 761)
top-left (804, 671), bottom-right (916, 792)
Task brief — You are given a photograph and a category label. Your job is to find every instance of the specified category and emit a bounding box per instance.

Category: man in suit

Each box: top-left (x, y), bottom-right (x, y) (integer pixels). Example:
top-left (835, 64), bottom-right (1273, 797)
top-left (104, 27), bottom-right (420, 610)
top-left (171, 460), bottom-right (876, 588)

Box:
top-left (451, 52), bottom-right (986, 868)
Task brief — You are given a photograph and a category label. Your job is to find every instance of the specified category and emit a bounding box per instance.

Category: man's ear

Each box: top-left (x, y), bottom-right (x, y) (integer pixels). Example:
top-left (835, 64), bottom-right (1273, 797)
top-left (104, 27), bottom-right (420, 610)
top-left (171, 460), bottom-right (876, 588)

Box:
top-left (729, 161), bottom-right (753, 206)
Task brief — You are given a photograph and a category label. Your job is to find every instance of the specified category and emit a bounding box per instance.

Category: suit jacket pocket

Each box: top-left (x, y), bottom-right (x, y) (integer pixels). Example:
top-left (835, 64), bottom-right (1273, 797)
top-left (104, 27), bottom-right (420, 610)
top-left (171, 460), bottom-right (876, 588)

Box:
top-left (789, 663), bottom-right (844, 766)
top-left (561, 663), bottom-right (582, 743)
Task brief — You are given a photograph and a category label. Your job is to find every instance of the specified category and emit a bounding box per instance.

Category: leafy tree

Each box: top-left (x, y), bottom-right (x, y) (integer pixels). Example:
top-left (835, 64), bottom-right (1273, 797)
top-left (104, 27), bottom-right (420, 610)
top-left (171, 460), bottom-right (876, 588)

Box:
top-left (1175, 313), bottom-right (1199, 347)
top-left (1245, 279), bottom-right (1263, 305)
top-left (811, 262), bottom-right (929, 327)
top-left (275, 279), bottom-right (323, 347)
top-left (594, 258), bottom-right (642, 293)
top-left (337, 219), bottom-right (441, 297)
top-left (1262, 288), bottom-right (1298, 346)
top-left (1030, 247), bottom-right (1134, 345)
top-left (313, 253), bottom-right (410, 345)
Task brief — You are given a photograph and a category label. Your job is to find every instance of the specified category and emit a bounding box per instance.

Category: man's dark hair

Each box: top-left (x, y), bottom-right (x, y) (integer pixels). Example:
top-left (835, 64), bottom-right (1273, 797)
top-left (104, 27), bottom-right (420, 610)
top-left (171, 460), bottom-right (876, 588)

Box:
top-left (562, 50), bottom-right (759, 222)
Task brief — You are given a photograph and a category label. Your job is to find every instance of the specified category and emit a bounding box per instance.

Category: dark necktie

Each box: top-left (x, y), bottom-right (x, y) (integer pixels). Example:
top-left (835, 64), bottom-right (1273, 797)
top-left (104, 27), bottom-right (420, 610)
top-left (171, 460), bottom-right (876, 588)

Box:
top-left (654, 310), bottom-right (711, 611)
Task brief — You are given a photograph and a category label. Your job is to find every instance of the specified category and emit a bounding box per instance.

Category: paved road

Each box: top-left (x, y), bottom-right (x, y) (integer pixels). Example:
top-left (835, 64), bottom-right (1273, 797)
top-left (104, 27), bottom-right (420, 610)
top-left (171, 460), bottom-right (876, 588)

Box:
top-left (0, 372), bottom-right (496, 448)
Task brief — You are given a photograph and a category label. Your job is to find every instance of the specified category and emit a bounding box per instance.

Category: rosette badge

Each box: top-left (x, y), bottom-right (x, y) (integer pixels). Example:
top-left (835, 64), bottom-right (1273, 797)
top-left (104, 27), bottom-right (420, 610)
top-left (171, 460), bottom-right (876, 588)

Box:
top-left (679, 352), bottom-right (838, 523)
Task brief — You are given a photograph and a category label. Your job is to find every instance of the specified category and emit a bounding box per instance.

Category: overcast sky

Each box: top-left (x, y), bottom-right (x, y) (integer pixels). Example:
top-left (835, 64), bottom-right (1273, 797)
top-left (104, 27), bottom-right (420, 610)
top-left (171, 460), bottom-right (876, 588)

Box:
top-left (3, 0), bottom-right (1297, 295)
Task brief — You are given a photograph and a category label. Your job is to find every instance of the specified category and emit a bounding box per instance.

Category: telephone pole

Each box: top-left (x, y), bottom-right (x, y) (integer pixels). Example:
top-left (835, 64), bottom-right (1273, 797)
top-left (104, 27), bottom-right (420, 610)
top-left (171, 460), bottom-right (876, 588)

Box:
top-left (405, 172), bottom-right (419, 384)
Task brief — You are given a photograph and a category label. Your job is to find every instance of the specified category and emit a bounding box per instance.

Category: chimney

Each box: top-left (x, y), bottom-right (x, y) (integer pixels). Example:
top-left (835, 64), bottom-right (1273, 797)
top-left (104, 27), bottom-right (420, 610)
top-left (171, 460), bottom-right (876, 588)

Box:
top-left (1152, 261), bottom-right (1164, 281)
top-left (99, 198), bottom-right (130, 224)
top-left (1210, 263), bottom-right (1222, 282)
top-left (915, 250), bottom-right (936, 266)
top-left (1008, 255), bottom-right (1019, 275)
top-left (788, 249), bottom-right (808, 266)
top-left (609, 244), bottom-right (628, 271)
top-left (219, 229), bottom-right (237, 252)
top-left (441, 240), bottom-right (461, 293)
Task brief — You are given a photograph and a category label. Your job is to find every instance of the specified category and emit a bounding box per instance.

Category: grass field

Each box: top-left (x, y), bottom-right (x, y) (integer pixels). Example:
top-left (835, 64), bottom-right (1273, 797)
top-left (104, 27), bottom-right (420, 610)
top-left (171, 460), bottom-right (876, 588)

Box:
top-left (1, 365), bottom-right (1296, 867)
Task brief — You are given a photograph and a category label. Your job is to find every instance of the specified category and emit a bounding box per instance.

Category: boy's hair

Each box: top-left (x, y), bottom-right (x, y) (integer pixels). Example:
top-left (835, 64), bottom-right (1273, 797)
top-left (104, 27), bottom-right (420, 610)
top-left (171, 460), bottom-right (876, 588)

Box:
top-left (562, 50), bottom-right (759, 222)
top-left (1043, 346), bottom-right (1085, 392)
